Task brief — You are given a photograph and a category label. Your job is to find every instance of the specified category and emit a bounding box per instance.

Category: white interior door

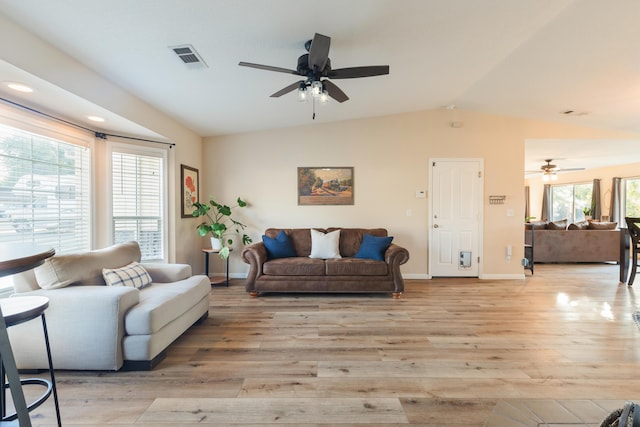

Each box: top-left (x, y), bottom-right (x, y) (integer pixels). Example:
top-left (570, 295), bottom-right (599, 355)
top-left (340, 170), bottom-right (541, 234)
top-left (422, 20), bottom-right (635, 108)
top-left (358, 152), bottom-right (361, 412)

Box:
top-left (429, 159), bottom-right (482, 277)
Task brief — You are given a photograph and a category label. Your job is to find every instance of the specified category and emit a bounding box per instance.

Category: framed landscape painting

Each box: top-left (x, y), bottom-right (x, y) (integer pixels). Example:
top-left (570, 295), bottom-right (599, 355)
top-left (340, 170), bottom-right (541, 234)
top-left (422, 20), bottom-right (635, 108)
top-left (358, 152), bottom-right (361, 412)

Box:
top-left (181, 164), bottom-right (199, 218)
top-left (298, 167), bottom-right (354, 206)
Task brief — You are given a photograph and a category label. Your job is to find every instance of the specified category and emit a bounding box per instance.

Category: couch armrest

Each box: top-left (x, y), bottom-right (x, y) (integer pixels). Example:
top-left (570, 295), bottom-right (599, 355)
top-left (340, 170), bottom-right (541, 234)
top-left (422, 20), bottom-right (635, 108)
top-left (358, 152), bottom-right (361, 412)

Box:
top-left (9, 285), bottom-right (139, 370)
top-left (385, 244), bottom-right (410, 293)
top-left (141, 263), bottom-right (192, 283)
top-left (241, 242), bottom-right (267, 291)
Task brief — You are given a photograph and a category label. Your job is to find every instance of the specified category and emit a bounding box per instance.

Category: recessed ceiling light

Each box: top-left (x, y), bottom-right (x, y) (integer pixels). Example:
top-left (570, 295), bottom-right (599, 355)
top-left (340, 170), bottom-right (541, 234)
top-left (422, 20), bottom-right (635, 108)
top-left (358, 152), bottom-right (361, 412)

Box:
top-left (6, 82), bottom-right (33, 93)
top-left (87, 115), bottom-right (105, 122)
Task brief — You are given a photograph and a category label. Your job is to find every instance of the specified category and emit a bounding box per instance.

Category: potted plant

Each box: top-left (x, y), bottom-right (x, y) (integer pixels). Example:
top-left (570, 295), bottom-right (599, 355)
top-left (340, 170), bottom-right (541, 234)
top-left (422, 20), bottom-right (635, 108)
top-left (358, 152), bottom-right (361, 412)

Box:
top-left (583, 207), bottom-right (592, 220)
top-left (192, 197), bottom-right (252, 259)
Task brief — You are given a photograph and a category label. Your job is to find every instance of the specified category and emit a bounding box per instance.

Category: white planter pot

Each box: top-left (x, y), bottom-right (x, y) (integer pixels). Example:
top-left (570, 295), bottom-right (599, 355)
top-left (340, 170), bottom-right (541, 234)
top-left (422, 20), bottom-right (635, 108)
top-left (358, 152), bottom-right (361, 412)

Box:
top-left (210, 237), bottom-right (223, 251)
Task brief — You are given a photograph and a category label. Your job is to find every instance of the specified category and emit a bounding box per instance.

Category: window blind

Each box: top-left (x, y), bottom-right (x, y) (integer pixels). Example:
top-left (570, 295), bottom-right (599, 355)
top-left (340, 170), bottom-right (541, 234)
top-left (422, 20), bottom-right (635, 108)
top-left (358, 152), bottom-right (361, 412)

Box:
top-left (0, 122), bottom-right (91, 254)
top-left (111, 149), bottom-right (165, 261)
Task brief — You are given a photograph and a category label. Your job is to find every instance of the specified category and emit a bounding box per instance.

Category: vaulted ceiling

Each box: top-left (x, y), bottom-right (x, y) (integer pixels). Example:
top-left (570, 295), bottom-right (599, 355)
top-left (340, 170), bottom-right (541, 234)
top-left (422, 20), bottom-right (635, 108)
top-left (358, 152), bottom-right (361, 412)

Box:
top-left (1, 0), bottom-right (639, 170)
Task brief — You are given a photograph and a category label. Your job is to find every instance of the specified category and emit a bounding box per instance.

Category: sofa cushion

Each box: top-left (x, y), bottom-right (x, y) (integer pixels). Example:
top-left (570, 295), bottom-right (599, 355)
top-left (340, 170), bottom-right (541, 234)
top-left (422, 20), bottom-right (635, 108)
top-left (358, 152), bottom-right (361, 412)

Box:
top-left (35, 241), bottom-right (142, 290)
top-left (588, 221), bottom-right (618, 230)
top-left (124, 276), bottom-right (210, 335)
top-left (525, 220), bottom-right (548, 230)
top-left (263, 257), bottom-right (326, 276)
top-left (547, 219), bottom-right (568, 230)
top-left (103, 261), bottom-right (152, 289)
top-left (327, 228), bottom-right (389, 257)
top-left (355, 234), bottom-right (393, 261)
top-left (568, 221), bottom-right (590, 230)
top-left (326, 258), bottom-right (389, 276)
top-left (262, 230), bottom-right (296, 259)
top-left (264, 228), bottom-right (318, 257)
top-left (309, 229), bottom-right (341, 259)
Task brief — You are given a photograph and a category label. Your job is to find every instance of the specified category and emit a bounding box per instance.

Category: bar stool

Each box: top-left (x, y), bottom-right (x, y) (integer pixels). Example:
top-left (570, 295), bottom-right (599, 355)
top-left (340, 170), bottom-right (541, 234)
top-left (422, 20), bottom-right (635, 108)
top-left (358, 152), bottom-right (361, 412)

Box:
top-left (0, 296), bottom-right (61, 427)
top-left (625, 217), bottom-right (640, 286)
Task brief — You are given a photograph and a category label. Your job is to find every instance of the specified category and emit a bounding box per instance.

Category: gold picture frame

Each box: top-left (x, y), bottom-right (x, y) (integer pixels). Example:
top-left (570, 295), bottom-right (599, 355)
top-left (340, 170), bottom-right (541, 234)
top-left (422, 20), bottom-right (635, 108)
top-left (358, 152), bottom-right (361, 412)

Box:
top-left (298, 167), bottom-right (354, 206)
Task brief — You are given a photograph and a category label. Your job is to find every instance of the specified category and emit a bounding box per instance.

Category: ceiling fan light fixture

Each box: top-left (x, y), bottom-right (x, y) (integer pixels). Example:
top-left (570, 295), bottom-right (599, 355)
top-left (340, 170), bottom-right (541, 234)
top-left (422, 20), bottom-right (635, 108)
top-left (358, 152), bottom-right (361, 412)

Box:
top-left (319, 89), bottom-right (329, 104)
top-left (297, 83), bottom-right (308, 102)
top-left (311, 80), bottom-right (323, 97)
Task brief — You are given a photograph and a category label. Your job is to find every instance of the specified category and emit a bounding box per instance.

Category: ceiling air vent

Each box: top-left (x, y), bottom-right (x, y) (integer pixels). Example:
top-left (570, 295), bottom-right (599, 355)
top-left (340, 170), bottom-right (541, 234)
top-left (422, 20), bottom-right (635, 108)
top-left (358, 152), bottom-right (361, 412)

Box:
top-left (170, 44), bottom-right (208, 69)
top-left (561, 110), bottom-right (589, 116)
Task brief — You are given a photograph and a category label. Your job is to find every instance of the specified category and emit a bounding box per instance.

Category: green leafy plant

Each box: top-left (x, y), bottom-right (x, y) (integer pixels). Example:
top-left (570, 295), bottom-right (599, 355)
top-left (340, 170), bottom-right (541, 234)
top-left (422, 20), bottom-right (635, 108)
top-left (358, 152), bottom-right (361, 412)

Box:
top-left (192, 197), bottom-right (252, 259)
top-left (583, 207), bottom-right (592, 216)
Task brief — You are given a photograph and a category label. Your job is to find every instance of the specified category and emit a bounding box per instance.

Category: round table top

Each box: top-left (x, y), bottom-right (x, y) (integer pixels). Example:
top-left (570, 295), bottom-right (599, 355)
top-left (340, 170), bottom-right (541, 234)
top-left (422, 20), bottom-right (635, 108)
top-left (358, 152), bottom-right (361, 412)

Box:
top-left (0, 243), bottom-right (55, 278)
top-left (0, 296), bottom-right (49, 327)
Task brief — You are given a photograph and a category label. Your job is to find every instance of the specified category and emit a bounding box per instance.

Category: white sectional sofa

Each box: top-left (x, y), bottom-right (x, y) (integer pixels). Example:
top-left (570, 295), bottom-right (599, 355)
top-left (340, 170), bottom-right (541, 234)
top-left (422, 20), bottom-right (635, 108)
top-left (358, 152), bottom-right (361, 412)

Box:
top-left (8, 241), bottom-right (210, 371)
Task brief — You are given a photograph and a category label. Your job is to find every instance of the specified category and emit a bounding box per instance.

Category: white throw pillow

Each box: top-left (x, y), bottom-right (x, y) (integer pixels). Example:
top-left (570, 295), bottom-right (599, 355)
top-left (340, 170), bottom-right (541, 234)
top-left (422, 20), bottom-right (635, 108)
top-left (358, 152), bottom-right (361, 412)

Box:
top-left (102, 261), bottom-right (152, 289)
top-left (309, 229), bottom-right (342, 259)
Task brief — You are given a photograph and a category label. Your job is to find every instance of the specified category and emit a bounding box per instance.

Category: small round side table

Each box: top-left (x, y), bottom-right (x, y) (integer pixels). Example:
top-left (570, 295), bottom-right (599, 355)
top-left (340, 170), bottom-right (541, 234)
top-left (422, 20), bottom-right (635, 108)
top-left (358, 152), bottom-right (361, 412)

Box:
top-left (202, 248), bottom-right (231, 286)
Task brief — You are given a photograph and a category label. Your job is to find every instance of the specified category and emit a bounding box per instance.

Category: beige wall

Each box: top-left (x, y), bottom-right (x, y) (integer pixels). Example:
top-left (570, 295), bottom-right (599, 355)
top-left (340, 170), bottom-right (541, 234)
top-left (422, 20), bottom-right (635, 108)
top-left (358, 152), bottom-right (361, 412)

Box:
top-left (203, 109), bottom-right (638, 279)
top-left (527, 161), bottom-right (640, 223)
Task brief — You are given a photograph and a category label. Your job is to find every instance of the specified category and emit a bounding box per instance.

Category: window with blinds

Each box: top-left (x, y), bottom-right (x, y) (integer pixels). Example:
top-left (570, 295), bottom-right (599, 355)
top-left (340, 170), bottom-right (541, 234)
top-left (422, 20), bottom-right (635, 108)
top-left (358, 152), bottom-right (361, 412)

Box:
top-left (111, 146), bottom-right (166, 261)
top-left (0, 123), bottom-right (91, 254)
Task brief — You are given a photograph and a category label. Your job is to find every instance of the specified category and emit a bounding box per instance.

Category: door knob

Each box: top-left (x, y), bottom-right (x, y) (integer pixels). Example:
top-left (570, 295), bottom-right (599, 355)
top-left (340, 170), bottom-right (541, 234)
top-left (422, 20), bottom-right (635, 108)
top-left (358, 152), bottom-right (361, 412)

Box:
top-left (433, 224), bottom-right (439, 228)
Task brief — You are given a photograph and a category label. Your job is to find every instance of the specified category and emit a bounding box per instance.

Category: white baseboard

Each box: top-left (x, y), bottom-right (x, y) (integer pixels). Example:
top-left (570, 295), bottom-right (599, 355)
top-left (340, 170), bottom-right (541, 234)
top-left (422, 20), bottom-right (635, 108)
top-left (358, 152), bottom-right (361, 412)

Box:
top-left (403, 274), bottom-right (431, 280)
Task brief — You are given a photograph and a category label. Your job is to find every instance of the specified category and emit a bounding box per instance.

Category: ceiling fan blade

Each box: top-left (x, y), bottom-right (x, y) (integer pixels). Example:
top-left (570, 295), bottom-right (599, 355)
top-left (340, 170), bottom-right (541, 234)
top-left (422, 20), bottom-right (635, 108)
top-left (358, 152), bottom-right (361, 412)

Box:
top-left (323, 80), bottom-right (349, 103)
top-left (270, 81), bottom-right (304, 98)
top-left (329, 65), bottom-right (390, 79)
top-left (308, 33), bottom-right (331, 71)
top-left (557, 167), bottom-right (586, 173)
top-left (239, 61), bottom-right (300, 75)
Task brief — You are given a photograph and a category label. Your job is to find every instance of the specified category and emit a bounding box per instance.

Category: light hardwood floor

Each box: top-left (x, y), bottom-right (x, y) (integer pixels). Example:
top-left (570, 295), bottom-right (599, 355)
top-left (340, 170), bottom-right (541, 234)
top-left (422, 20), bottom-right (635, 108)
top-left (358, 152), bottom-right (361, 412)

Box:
top-left (20, 263), bottom-right (640, 426)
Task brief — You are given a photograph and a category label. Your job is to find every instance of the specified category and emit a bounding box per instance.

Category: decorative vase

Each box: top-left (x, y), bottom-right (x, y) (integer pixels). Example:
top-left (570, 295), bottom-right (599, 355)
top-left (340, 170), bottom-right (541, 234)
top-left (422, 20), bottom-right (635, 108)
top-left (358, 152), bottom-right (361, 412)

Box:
top-left (585, 215), bottom-right (592, 221)
top-left (210, 237), bottom-right (223, 251)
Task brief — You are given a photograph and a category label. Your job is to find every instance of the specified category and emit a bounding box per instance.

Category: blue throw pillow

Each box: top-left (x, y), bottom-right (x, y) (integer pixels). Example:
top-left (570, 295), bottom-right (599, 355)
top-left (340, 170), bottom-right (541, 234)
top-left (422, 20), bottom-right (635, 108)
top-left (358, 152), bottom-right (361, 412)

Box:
top-left (262, 230), bottom-right (296, 259)
top-left (354, 234), bottom-right (393, 261)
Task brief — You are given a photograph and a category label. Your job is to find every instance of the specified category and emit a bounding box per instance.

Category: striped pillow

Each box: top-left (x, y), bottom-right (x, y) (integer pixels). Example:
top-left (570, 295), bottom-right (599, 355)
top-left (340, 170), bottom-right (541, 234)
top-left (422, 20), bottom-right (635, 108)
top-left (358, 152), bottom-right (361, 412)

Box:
top-left (102, 261), bottom-right (152, 289)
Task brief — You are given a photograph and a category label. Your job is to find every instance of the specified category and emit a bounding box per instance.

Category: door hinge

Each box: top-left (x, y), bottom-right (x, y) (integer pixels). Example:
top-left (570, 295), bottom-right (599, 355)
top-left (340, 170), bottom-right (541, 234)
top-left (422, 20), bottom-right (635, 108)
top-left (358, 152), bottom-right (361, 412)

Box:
top-left (433, 161), bottom-right (436, 167)
top-left (477, 256), bottom-right (480, 263)
top-left (478, 171), bottom-right (482, 178)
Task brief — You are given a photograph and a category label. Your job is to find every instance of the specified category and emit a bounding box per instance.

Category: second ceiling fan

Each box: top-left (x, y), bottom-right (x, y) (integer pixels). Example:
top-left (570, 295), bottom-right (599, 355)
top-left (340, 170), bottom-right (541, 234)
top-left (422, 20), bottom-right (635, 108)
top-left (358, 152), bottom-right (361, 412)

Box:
top-left (239, 33), bottom-right (389, 104)
top-left (527, 159), bottom-right (585, 181)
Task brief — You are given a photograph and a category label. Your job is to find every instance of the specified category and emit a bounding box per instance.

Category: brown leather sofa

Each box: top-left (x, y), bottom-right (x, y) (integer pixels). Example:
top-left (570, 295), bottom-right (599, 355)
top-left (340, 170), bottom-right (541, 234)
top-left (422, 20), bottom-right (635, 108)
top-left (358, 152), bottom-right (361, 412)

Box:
top-left (241, 228), bottom-right (410, 298)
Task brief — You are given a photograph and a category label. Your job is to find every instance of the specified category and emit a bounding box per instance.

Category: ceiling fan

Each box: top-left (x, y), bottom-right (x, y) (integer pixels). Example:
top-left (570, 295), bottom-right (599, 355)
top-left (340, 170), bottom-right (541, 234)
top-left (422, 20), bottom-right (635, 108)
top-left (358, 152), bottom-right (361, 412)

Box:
top-left (527, 159), bottom-right (585, 181)
top-left (238, 33), bottom-right (389, 105)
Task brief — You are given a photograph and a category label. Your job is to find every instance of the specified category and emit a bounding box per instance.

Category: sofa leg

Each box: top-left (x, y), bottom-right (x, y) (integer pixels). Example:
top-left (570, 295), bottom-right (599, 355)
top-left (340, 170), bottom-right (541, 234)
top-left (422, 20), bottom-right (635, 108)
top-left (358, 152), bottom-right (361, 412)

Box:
top-left (249, 291), bottom-right (259, 298)
top-left (392, 292), bottom-right (401, 299)
top-left (122, 351), bottom-right (166, 371)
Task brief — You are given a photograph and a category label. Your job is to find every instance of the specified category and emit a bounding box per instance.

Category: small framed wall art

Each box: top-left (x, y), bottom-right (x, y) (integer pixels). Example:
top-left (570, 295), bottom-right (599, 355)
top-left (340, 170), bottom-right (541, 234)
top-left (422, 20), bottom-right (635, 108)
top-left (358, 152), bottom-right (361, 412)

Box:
top-left (181, 164), bottom-right (199, 218)
top-left (298, 166), bottom-right (354, 206)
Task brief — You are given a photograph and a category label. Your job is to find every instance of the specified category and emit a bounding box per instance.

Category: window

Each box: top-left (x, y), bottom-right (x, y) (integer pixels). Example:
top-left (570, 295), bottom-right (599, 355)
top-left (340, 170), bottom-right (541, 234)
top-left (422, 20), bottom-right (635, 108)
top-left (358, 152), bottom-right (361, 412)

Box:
top-left (624, 177), bottom-right (640, 217)
top-left (551, 182), bottom-right (592, 223)
top-left (109, 143), bottom-right (167, 262)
